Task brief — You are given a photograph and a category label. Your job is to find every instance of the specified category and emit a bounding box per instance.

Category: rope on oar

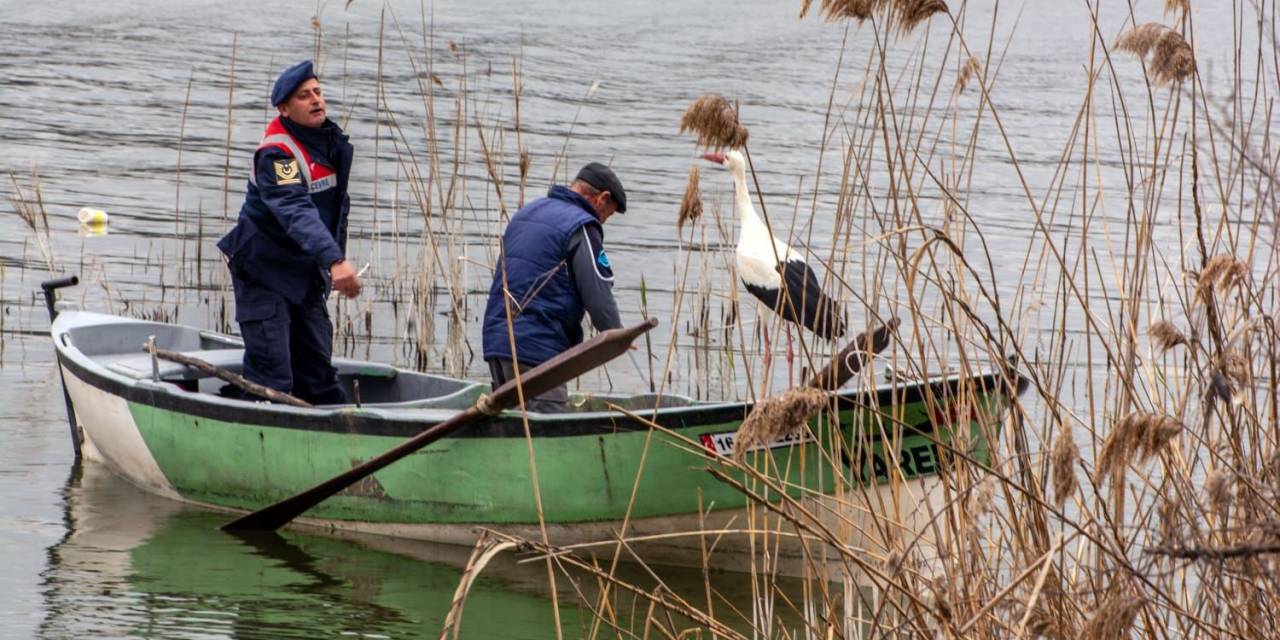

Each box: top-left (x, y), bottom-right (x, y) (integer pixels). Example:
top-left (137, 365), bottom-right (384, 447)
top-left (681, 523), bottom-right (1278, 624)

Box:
top-left (143, 343), bottom-right (312, 408)
top-left (474, 393), bottom-right (502, 417)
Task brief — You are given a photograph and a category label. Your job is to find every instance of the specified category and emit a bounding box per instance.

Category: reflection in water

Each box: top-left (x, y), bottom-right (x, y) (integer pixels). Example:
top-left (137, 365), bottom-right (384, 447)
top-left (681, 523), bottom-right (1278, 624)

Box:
top-left (38, 463), bottom-right (571, 638)
top-left (39, 462), bottom-right (821, 638)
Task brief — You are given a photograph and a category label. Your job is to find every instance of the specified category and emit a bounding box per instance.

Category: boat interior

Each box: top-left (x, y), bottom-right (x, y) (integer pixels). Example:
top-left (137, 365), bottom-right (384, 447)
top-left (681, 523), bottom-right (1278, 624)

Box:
top-left (61, 315), bottom-right (706, 413)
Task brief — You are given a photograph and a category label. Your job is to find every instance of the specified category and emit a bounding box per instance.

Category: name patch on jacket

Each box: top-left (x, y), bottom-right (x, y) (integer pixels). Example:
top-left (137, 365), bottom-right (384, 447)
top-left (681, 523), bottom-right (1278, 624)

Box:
top-left (309, 173), bottom-right (337, 193)
top-left (274, 159), bottom-right (302, 185)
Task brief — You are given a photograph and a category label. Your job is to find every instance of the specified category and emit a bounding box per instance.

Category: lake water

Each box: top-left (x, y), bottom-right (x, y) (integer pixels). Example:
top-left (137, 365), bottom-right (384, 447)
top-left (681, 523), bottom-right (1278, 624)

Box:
top-left (0, 0), bottom-right (1253, 637)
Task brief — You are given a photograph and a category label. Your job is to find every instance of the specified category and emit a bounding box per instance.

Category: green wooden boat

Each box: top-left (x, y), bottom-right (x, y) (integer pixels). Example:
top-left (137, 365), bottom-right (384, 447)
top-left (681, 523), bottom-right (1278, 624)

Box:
top-left (51, 308), bottom-right (1026, 568)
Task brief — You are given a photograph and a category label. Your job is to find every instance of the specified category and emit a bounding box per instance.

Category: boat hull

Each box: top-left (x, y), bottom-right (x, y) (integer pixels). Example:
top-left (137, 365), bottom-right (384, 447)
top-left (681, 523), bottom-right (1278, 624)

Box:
top-left (53, 311), bottom-right (1019, 570)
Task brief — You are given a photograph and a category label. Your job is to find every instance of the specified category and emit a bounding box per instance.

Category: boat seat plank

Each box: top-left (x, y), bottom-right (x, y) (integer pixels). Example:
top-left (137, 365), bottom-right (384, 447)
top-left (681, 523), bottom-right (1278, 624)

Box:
top-left (106, 349), bottom-right (245, 380)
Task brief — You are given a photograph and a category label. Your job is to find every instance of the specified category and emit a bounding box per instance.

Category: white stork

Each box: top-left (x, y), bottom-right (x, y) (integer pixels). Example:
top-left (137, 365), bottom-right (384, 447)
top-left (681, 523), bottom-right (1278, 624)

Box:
top-left (702, 150), bottom-right (846, 339)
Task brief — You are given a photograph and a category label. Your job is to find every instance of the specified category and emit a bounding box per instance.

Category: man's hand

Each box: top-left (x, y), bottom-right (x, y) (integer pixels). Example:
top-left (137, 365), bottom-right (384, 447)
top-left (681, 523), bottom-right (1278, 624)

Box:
top-left (330, 259), bottom-right (362, 298)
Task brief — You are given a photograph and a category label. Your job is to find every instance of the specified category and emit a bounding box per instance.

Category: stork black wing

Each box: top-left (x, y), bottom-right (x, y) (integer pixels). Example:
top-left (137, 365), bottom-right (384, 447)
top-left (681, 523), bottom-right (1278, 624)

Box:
top-left (742, 259), bottom-right (846, 339)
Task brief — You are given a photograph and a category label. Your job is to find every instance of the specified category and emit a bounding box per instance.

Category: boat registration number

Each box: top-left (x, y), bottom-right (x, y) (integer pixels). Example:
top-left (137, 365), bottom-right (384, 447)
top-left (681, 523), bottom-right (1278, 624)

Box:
top-left (699, 429), bottom-right (815, 457)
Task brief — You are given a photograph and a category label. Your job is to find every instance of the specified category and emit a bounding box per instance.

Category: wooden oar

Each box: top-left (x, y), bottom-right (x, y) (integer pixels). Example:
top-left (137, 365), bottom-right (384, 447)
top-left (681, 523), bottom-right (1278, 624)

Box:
top-left (145, 344), bottom-right (313, 408)
top-left (222, 318), bottom-right (658, 532)
top-left (804, 317), bottom-right (899, 390)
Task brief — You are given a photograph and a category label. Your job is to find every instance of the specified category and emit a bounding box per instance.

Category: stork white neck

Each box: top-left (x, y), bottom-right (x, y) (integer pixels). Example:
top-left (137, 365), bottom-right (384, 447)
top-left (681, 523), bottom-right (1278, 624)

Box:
top-left (727, 154), bottom-right (794, 264)
top-left (728, 159), bottom-right (758, 228)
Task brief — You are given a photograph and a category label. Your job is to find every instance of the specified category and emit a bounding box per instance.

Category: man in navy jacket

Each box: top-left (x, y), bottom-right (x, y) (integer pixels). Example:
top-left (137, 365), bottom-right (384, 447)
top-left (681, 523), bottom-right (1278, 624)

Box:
top-left (481, 163), bottom-right (627, 412)
top-left (216, 60), bottom-right (361, 405)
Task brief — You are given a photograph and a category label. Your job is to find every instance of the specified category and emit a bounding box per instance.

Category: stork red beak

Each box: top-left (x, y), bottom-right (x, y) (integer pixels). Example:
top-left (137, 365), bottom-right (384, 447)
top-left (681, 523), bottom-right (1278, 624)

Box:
top-left (701, 152), bottom-right (726, 165)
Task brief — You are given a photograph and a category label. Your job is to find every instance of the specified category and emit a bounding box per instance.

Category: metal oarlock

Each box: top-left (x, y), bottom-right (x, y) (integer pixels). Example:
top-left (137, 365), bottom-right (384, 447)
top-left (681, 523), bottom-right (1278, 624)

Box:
top-left (41, 275), bottom-right (83, 460)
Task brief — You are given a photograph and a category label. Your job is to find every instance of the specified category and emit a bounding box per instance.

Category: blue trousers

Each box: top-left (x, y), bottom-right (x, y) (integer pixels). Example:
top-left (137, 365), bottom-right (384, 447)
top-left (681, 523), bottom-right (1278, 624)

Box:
top-left (229, 271), bottom-right (347, 405)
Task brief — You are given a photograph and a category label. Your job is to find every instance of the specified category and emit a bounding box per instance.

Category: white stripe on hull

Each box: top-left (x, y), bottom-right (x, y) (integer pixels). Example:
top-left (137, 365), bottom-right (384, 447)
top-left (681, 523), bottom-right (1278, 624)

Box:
top-left (61, 365), bottom-right (181, 500)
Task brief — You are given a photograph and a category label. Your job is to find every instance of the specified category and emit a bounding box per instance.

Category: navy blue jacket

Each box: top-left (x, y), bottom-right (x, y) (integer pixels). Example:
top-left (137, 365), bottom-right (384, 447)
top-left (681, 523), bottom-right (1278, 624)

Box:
top-left (217, 116), bottom-right (353, 311)
top-left (482, 186), bottom-right (607, 366)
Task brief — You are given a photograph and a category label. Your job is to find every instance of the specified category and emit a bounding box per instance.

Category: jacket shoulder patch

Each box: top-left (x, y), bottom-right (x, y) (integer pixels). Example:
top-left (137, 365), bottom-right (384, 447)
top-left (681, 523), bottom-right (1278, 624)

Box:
top-left (274, 159), bottom-right (302, 185)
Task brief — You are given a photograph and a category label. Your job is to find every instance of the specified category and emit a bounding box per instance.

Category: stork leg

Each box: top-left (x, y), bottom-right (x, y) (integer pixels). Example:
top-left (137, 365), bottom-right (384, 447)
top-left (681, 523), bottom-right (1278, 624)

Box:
top-left (761, 322), bottom-right (773, 397)
top-left (785, 326), bottom-right (795, 387)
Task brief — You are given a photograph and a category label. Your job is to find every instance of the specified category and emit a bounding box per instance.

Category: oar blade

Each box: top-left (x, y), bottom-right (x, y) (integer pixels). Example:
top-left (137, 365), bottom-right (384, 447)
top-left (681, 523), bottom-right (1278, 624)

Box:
top-left (485, 318), bottom-right (658, 410)
top-left (805, 317), bottom-right (898, 390)
top-left (223, 318), bottom-right (658, 532)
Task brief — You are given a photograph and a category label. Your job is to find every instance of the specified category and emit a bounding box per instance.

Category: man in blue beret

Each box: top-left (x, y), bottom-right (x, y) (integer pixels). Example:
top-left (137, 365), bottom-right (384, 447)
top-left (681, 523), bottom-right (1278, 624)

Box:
top-left (480, 162), bottom-right (628, 412)
top-left (216, 59), bottom-right (360, 404)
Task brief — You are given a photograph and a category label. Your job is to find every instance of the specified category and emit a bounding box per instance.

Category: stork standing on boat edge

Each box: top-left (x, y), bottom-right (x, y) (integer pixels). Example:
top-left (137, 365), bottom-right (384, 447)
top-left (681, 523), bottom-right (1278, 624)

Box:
top-left (701, 150), bottom-right (847, 344)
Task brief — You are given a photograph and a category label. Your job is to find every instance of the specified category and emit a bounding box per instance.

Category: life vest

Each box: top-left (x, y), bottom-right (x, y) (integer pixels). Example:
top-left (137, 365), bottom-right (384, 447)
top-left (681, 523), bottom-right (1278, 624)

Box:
top-left (247, 117), bottom-right (338, 194)
top-left (482, 186), bottom-right (602, 366)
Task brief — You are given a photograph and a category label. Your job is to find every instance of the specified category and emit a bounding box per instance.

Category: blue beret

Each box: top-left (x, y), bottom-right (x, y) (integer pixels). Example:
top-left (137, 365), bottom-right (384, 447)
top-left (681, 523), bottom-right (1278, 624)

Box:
top-left (575, 162), bottom-right (627, 213)
top-left (271, 60), bottom-right (317, 106)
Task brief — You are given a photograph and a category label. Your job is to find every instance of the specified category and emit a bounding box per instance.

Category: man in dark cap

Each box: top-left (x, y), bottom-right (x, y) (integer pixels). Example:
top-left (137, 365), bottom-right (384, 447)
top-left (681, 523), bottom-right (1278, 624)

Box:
top-left (480, 162), bottom-right (628, 412)
top-left (216, 59), bottom-right (360, 404)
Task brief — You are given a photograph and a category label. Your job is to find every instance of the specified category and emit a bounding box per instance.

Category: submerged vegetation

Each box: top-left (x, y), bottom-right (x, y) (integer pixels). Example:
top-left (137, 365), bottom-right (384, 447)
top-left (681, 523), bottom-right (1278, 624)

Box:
top-left (8, 0), bottom-right (1280, 637)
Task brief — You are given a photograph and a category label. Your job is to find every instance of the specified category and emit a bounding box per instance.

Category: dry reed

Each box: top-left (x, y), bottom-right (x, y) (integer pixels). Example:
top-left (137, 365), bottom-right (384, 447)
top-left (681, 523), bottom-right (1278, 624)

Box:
top-left (1149, 320), bottom-right (1188, 351)
top-left (1081, 592), bottom-right (1145, 640)
top-left (1165, 0), bottom-right (1190, 18)
top-left (1096, 412), bottom-right (1183, 481)
top-left (955, 54), bottom-right (981, 94)
top-left (813, 0), bottom-right (882, 22)
top-left (1194, 254), bottom-right (1249, 303)
top-left (1050, 430), bottom-right (1079, 507)
top-left (17, 1), bottom-right (1280, 637)
top-left (800, 0), bottom-right (945, 32)
top-left (1205, 468), bottom-right (1233, 515)
top-left (1115, 22), bottom-right (1196, 85)
top-left (968, 476), bottom-right (996, 517)
top-left (895, 0), bottom-right (947, 34)
top-left (677, 165), bottom-right (703, 233)
top-left (731, 386), bottom-right (827, 460)
top-left (678, 94), bottom-right (749, 150)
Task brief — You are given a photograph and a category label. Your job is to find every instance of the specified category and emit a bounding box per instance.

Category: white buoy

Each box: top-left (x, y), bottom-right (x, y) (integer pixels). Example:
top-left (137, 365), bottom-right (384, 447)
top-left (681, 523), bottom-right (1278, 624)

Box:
top-left (77, 207), bottom-right (109, 225)
top-left (77, 207), bottom-right (109, 237)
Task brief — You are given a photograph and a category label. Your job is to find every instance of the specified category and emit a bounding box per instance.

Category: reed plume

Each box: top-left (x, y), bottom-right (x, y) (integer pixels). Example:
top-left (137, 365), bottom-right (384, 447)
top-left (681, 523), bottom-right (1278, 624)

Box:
top-left (518, 148), bottom-right (531, 180)
top-left (1081, 592), bottom-right (1144, 640)
top-left (896, 0), bottom-right (948, 34)
top-left (1220, 351), bottom-right (1250, 386)
top-left (802, 0), bottom-right (946, 31)
top-left (968, 477), bottom-right (996, 517)
top-left (808, 0), bottom-right (883, 22)
top-left (1051, 430), bottom-right (1079, 507)
top-left (1097, 412), bottom-right (1183, 481)
top-left (955, 54), bottom-right (982, 94)
top-left (677, 165), bottom-right (703, 233)
top-left (1026, 608), bottom-right (1072, 640)
top-left (1194, 254), bottom-right (1249, 303)
top-left (1115, 23), bottom-right (1196, 85)
top-left (1164, 0), bottom-right (1190, 17)
top-left (678, 94), bottom-right (749, 150)
top-left (1149, 320), bottom-right (1188, 351)
top-left (1205, 468), bottom-right (1233, 515)
top-left (733, 387), bottom-right (827, 460)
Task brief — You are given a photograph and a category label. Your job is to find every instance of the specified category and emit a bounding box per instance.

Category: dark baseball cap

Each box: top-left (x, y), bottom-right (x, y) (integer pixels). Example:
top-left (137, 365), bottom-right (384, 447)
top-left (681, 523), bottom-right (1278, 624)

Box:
top-left (575, 162), bottom-right (627, 213)
top-left (271, 60), bottom-right (318, 106)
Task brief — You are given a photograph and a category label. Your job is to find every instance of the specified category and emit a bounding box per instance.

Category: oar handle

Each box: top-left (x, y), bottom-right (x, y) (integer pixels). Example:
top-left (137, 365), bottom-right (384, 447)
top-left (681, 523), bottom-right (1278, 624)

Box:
top-left (223, 318), bottom-right (658, 532)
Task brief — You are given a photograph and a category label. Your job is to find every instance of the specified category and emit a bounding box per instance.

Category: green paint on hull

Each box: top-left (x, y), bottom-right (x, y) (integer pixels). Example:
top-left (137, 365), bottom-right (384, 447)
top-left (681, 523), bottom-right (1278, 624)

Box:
top-left (128, 396), bottom-right (1006, 525)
